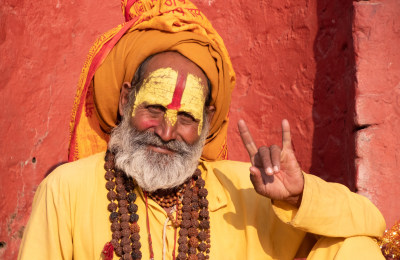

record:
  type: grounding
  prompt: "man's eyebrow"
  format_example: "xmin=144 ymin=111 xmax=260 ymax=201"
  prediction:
xmin=178 ymin=110 xmax=199 ymax=121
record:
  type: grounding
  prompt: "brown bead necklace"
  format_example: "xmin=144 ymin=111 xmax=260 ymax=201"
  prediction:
xmin=147 ymin=184 xmax=185 ymax=228
xmin=103 ymin=151 xmax=211 ymax=260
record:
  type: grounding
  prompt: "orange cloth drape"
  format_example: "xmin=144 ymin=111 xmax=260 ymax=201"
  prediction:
xmin=68 ymin=0 xmax=235 ymax=162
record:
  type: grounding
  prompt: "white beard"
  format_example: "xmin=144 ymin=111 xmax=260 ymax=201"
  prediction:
xmin=108 ymin=116 xmax=208 ymax=192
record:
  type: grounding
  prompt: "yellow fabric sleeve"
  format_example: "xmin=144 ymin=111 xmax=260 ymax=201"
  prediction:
xmin=18 ymin=172 xmax=73 ymax=260
xmin=272 ymin=172 xmax=386 ymax=238
xmin=307 ymin=236 xmax=385 ymax=259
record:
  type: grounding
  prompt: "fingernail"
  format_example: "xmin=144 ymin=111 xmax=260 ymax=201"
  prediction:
xmin=267 ymin=167 xmax=273 ymax=174
xmin=249 ymin=167 xmax=255 ymax=176
xmin=273 ymin=166 xmax=279 ymax=173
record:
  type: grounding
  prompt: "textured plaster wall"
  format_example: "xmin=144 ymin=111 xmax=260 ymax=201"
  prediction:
xmin=0 ymin=1 xmax=123 ymax=258
xmin=219 ymin=0 xmax=357 ymax=189
xmin=353 ymin=0 xmax=400 ymax=228
xmin=0 ymin=0 xmax=396 ymax=258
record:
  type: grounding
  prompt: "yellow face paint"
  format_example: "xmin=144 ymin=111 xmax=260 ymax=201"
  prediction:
xmin=132 ymin=67 xmax=206 ymax=134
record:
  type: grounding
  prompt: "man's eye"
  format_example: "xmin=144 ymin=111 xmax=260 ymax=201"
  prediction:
xmin=178 ymin=112 xmax=197 ymax=123
xmin=147 ymin=105 xmax=165 ymax=113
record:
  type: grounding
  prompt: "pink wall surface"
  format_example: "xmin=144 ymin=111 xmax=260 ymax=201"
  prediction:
xmin=353 ymin=0 xmax=400 ymax=229
xmin=1 ymin=1 xmax=123 ymax=257
xmin=0 ymin=0 xmax=398 ymax=258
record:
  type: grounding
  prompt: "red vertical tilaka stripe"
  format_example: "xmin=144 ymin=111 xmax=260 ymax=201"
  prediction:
xmin=167 ymin=72 xmax=187 ymax=110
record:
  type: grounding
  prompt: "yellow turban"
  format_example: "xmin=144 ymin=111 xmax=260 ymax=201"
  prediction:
xmin=68 ymin=0 xmax=235 ymax=162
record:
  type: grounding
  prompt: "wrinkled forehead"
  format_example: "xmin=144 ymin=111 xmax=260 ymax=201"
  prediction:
xmin=142 ymin=52 xmax=209 ymax=96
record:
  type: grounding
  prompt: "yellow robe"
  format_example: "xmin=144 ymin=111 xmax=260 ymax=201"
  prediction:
xmin=18 ymin=152 xmax=385 ymax=259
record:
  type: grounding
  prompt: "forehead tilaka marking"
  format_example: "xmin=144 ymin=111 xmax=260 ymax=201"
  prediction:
xmin=132 ymin=68 xmax=206 ymax=135
xmin=167 ymin=71 xmax=186 ymax=110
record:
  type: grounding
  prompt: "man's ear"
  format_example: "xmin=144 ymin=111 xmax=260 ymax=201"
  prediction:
xmin=205 ymin=105 xmax=216 ymax=124
xmin=119 ymin=82 xmax=133 ymax=117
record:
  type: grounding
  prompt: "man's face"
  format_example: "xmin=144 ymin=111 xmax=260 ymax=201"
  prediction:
xmin=110 ymin=52 xmax=211 ymax=191
xmin=130 ymin=52 xmax=209 ymax=155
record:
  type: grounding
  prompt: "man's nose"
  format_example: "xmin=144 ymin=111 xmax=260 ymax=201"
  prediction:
xmin=155 ymin=117 xmax=178 ymax=142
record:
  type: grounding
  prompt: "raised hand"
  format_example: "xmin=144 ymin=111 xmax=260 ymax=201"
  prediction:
xmin=238 ymin=119 xmax=304 ymax=207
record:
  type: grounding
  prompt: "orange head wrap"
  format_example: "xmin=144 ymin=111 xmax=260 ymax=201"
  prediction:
xmin=68 ymin=0 xmax=235 ymax=162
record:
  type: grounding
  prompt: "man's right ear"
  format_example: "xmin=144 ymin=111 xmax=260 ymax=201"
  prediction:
xmin=119 ymin=82 xmax=133 ymax=117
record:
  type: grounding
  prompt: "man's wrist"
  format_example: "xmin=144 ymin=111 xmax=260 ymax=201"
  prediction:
xmin=282 ymin=193 xmax=303 ymax=208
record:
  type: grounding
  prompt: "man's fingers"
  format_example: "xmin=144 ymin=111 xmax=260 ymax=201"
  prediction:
xmin=249 ymin=166 xmax=265 ymax=192
xmin=270 ymin=145 xmax=281 ymax=172
xmin=282 ymin=119 xmax=293 ymax=150
xmin=257 ymin=147 xmax=274 ymax=176
xmin=238 ymin=119 xmax=258 ymax=163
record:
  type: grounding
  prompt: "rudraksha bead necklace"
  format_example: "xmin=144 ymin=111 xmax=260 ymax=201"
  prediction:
xmin=148 ymin=185 xmax=185 ymax=228
xmin=104 ymin=150 xmax=211 ymax=260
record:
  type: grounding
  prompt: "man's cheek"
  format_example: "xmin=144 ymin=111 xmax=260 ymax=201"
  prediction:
xmin=135 ymin=118 xmax=160 ymax=129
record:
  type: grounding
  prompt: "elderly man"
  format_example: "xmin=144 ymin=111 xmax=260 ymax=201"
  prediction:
xmin=19 ymin=1 xmax=385 ymax=259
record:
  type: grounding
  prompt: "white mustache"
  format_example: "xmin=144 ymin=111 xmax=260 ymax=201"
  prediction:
xmin=130 ymin=130 xmax=191 ymax=155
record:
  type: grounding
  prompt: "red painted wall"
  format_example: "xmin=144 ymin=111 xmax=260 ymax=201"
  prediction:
xmin=353 ymin=0 xmax=400 ymax=228
xmin=1 ymin=0 xmax=398 ymax=258
xmin=0 ymin=1 xmax=123 ymax=258
xmin=223 ymin=0 xmax=357 ymax=191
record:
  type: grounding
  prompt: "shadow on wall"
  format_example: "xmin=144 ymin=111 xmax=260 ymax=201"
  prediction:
xmin=311 ymin=0 xmax=356 ymax=190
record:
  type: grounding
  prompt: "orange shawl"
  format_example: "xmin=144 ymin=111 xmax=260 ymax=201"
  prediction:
xmin=68 ymin=0 xmax=235 ymax=162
